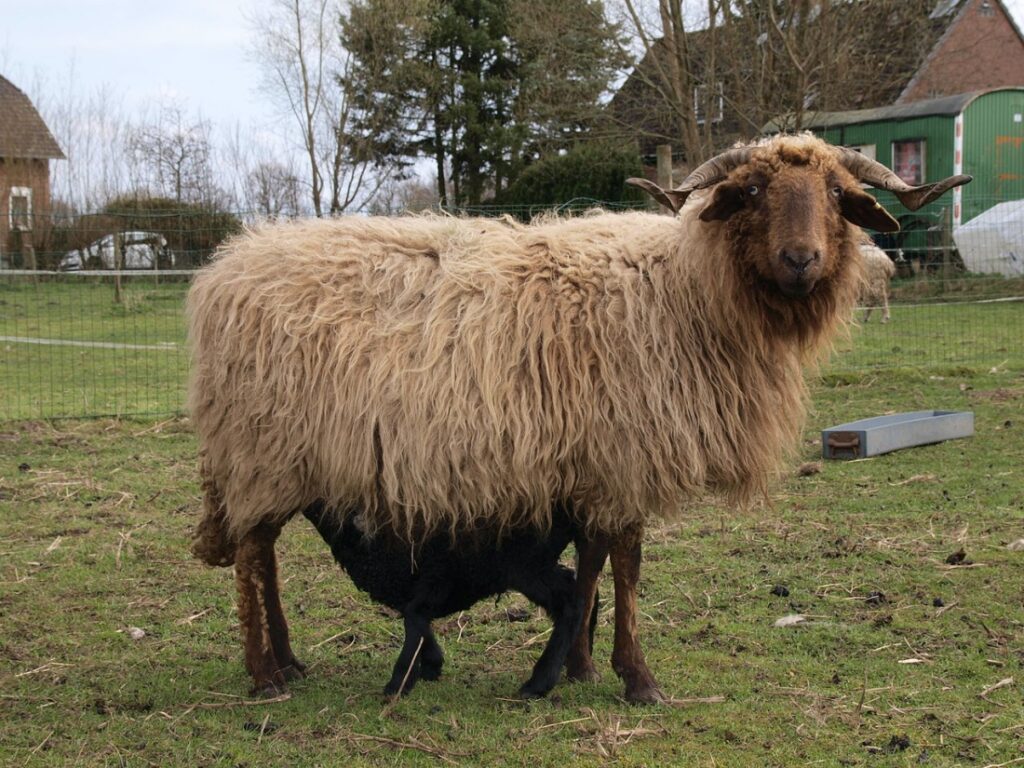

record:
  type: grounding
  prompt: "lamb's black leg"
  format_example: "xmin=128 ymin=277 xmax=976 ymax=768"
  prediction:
xmin=515 ymin=564 xmax=583 ymax=699
xmin=385 ymin=610 xmax=432 ymax=697
xmin=419 ymin=627 xmax=444 ymax=681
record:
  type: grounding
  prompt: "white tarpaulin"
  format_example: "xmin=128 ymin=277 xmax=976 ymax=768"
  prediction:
xmin=953 ymin=201 xmax=1024 ymax=277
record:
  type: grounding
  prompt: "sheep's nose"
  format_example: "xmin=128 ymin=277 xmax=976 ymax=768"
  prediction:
xmin=781 ymin=249 xmax=820 ymax=275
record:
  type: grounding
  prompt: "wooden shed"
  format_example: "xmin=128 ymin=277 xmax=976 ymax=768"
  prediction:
xmin=765 ymin=87 xmax=1024 ymax=227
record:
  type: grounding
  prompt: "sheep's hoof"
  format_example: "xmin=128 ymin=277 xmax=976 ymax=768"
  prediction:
xmin=566 ymin=663 xmax=601 ymax=684
xmin=250 ymin=679 xmax=288 ymax=698
xmin=624 ymin=681 xmax=667 ymax=705
xmin=280 ymin=659 xmax=307 ymax=681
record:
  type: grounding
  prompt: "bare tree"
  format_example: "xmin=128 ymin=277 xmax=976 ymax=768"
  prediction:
xmin=29 ymin=61 xmax=133 ymax=211
xmin=245 ymin=161 xmax=304 ymax=218
xmin=126 ymin=99 xmax=219 ymax=204
xmin=367 ymin=173 xmax=441 ymax=215
xmin=613 ymin=0 xmax=935 ymax=164
xmin=220 ymin=122 xmax=308 ymax=218
xmin=614 ymin=0 xmax=719 ymax=163
xmin=248 ymin=0 xmax=385 ymax=215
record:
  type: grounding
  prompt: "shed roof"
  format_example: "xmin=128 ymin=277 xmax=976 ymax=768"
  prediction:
xmin=0 ymin=75 xmax=65 ymax=160
xmin=762 ymin=87 xmax=1024 ymax=133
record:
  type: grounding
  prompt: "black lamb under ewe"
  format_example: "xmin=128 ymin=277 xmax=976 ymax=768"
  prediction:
xmin=303 ymin=503 xmax=589 ymax=699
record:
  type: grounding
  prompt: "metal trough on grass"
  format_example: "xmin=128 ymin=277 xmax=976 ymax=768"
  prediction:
xmin=822 ymin=410 xmax=974 ymax=460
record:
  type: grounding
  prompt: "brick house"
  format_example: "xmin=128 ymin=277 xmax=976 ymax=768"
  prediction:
xmin=899 ymin=0 xmax=1024 ymax=103
xmin=612 ymin=0 xmax=1024 ymax=164
xmin=0 ymin=75 xmax=64 ymax=268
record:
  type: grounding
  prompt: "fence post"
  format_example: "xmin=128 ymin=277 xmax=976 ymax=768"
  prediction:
xmin=24 ymin=242 xmax=38 ymax=286
xmin=113 ymin=232 xmax=123 ymax=304
xmin=152 ymin=235 xmax=160 ymax=286
xmin=656 ymin=144 xmax=673 ymax=215
xmin=941 ymin=206 xmax=954 ymax=283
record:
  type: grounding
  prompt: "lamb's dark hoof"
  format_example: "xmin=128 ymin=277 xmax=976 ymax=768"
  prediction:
xmin=517 ymin=679 xmax=554 ymax=700
xmin=419 ymin=662 xmax=443 ymax=682
xmin=383 ymin=678 xmax=417 ymax=698
xmin=517 ymin=686 xmax=546 ymax=700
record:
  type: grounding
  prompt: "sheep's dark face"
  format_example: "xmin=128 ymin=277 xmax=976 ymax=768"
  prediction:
xmin=698 ymin=153 xmax=898 ymax=300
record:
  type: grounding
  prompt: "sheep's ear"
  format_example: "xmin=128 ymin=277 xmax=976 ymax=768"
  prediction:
xmin=840 ymin=186 xmax=900 ymax=233
xmin=698 ymin=182 xmax=745 ymax=222
xmin=625 ymin=178 xmax=689 ymax=213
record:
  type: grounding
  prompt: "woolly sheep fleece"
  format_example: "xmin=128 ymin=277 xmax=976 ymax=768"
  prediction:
xmin=188 ymin=134 xmax=863 ymax=555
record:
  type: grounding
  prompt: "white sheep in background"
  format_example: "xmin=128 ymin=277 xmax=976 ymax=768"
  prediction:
xmin=859 ymin=240 xmax=898 ymax=323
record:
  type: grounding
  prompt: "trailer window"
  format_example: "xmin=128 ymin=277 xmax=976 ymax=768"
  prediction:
xmin=892 ymin=140 xmax=925 ymax=185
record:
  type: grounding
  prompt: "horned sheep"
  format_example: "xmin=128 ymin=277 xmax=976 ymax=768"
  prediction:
xmin=187 ymin=134 xmax=969 ymax=702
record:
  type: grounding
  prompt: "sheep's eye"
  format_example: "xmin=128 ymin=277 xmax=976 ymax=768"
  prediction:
xmin=746 ymin=185 xmax=760 ymax=197
xmin=831 ymin=185 xmax=843 ymax=198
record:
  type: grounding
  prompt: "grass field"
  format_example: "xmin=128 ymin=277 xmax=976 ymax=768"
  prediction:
xmin=2 ymin=367 xmax=1023 ymax=762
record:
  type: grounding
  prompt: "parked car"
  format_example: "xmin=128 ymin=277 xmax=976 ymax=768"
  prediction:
xmin=59 ymin=231 xmax=175 ymax=271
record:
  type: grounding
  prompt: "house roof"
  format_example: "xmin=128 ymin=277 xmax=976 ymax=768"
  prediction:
xmin=897 ymin=0 xmax=1024 ymax=103
xmin=762 ymin=88 xmax=1024 ymax=132
xmin=0 ymin=75 xmax=65 ymax=160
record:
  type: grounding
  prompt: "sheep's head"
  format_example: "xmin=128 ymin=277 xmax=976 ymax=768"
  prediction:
xmin=628 ymin=136 xmax=971 ymax=300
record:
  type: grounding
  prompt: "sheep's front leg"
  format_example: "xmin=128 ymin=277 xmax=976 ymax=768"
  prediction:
xmin=881 ymin=291 xmax=891 ymax=323
xmin=609 ymin=525 xmax=665 ymax=704
xmin=566 ymin=534 xmax=608 ymax=683
xmin=235 ymin=523 xmax=305 ymax=696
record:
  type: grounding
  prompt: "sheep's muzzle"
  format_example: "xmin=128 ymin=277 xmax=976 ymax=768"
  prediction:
xmin=776 ymin=247 xmax=823 ymax=297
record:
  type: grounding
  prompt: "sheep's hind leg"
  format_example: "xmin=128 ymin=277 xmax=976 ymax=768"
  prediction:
xmin=235 ymin=522 xmax=304 ymax=696
xmin=566 ymin=534 xmax=608 ymax=684
xmin=515 ymin=564 xmax=583 ymax=699
xmin=609 ymin=526 xmax=665 ymax=705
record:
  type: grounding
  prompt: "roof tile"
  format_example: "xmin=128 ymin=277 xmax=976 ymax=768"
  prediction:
xmin=0 ymin=75 xmax=65 ymax=160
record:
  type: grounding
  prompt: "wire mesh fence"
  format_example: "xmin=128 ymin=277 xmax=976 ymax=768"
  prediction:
xmin=1 ymin=204 xmax=1022 ymax=421
xmin=1 ymin=272 xmax=190 ymax=420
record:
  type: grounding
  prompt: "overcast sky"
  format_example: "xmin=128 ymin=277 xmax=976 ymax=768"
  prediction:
xmin=3 ymin=0 xmax=1024 ymax=140
xmin=1 ymin=0 xmax=274 ymax=133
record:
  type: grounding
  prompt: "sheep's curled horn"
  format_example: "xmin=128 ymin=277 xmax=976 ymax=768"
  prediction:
xmin=626 ymin=144 xmax=972 ymax=219
xmin=831 ymin=147 xmax=972 ymax=212
xmin=625 ymin=147 xmax=752 ymax=214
